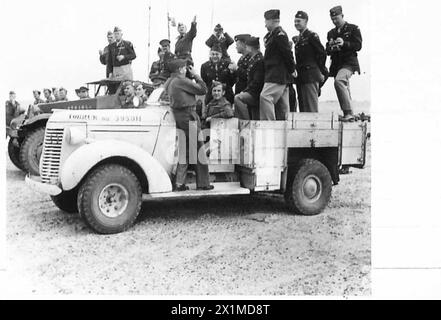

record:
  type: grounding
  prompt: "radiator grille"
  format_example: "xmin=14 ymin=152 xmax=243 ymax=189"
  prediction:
xmin=40 ymin=128 xmax=64 ymax=185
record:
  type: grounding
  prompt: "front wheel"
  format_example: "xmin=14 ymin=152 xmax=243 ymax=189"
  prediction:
xmin=19 ymin=127 xmax=45 ymax=176
xmin=77 ymin=164 xmax=142 ymax=234
xmin=8 ymin=138 xmax=25 ymax=171
xmin=284 ymin=159 xmax=332 ymax=216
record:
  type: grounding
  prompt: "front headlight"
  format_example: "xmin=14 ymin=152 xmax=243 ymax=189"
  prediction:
xmin=65 ymin=127 xmax=87 ymax=145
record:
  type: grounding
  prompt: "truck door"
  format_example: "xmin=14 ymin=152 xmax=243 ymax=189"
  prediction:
xmin=339 ymin=121 xmax=368 ymax=168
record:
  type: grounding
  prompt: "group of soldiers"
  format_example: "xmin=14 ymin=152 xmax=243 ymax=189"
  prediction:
xmin=150 ymin=5 xmax=363 ymax=191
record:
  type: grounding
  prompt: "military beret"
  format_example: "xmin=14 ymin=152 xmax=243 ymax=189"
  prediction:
xmin=210 ymin=43 xmax=223 ymax=53
xmin=113 ymin=26 xmax=122 ymax=32
xmin=295 ymin=10 xmax=308 ymax=20
xmin=33 ymin=90 xmax=41 ymax=95
xmin=245 ymin=36 xmax=260 ymax=48
xmin=234 ymin=34 xmax=251 ymax=42
xmin=214 ymin=24 xmax=223 ymax=31
xmin=264 ymin=9 xmax=280 ymax=20
xmin=159 ymin=39 xmax=171 ymax=46
xmin=107 ymin=30 xmax=113 ymax=36
xmin=167 ymin=59 xmax=186 ymax=72
xmin=330 ymin=5 xmax=343 ymax=17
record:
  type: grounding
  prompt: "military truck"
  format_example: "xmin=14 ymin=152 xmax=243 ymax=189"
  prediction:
xmin=7 ymin=79 xmax=154 ymax=176
xmin=26 ymin=88 xmax=368 ymax=234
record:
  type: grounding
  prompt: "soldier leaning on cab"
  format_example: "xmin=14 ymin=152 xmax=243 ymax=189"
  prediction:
xmin=164 ymin=59 xmax=214 ymax=192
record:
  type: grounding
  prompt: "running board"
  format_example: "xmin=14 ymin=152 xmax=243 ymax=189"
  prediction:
xmin=142 ymin=182 xmax=250 ymax=200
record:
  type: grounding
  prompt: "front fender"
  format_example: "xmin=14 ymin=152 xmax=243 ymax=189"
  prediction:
xmin=23 ymin=114 xmax=51 ymax=127
xmin=60 ymin=140 xmax=172 ymax=193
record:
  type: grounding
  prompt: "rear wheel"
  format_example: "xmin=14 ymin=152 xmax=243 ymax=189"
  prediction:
xmin=19 ymin=127 xmax=45 ymax=176
xmin=284 ymin=158 xmax=332 ymax=216
xmin=51 ymin=189 xmax=79 ymax=214
xmin=8 ymin=138 xmax=25 ymax=171
xmin=77 ymin=164 xmax=142 ymax=234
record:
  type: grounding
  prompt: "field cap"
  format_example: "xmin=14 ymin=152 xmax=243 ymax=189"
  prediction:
xmin=9 ymin=90 xmax=15 ymax=95
xmin=234 ymin=34 xmax=251 ymax=42
xmin=245 ymin=36 xmax=260 ymax=48
xmin=264 ymin=9 xmax=280 ymax=20
xmin=330 ymin=6 xmax=343 ymax=17
xmin=295 ymin=11 xmax=308 ymax=20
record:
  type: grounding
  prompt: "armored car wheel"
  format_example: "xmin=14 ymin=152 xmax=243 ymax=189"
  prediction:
xmin=77 ymin=164 xmax=142 ymax=234
xmin=51 ymin=189 xmax=79 ymax=214
xmin=8 ymin=138 xmax=25 ymax=171
xmin=284 ymin=158 xmax=332 ymax=216
xmin=19 ymin=127 xmax=45 ymax=176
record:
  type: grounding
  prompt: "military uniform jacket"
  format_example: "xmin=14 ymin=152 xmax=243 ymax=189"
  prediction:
xmin=200 ymin=59 xmax=237 ymax=103
xmin=263 ymin=26 xmax=296 ymax=84
xmin=295 ymin=29 xmax=327 ymax=84
xmin=175 ymin=22 xmax=197 ymax=60
xmin=203 ymin=97 xmax=234 ymax=119
xmin=5 ymin=100 xmax=21 ymax=126
xmin=149 ymin=60 xmax=161 ymax=82
xmin=205 ymin=33 xmax=234 ymax=59
xmin=326 ymin=22 xmax=362 ymax=77
xmin=244 ymin=52 xmax=265 ymax=99
xmin=107 ymin=40 xmax=137 ymax=69
xmin=235 ymin=53 xmax=252 ymax=94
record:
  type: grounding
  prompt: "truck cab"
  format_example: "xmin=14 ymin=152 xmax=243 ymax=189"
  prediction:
xmin=26 ymin=88 xmax=368 ymax=234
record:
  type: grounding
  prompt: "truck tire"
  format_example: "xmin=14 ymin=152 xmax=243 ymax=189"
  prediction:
xmin=8 ymin=138 xmax=25 ymax=171
xmin=77 ymin=164 xmax=142 ymax=234
xmin=284 ymin=158 xmax=332 ymax=216
xmin=51 ymin=189 xmax=79 ymax=214
xmin=19 ymin=127 xmax=45 ymax=176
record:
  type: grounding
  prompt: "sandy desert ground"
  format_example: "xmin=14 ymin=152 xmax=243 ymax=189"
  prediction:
xmin=4 ymin=101 xmax=371 ymax=296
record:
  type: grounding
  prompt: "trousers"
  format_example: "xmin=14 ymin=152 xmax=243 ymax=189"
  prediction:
xmin=297 ymin=82 xmax=320 ymax=112
xmin=112 ymin=64 xmax=133 ymax=81
xmin=334 ymin=68 xmax=354 ymax=113
xmin=259 ymin=82 xmax=289 ymax=120
xmin=173 ymin=108 xmax=210 ymax=188
xmin=234 ymin=92 xmax=259 ymax=120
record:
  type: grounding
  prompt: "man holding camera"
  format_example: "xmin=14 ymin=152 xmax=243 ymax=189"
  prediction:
xmin=326 ymin=6 xmax=362 ymax=122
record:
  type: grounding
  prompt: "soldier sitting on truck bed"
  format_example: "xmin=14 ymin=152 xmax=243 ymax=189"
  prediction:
xmin=201 ymin=81 xmax=234 ymax=129
xmin=121 ymin=81 xmax=141 ymax=108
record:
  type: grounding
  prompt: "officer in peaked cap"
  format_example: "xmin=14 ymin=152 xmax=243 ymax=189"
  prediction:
xmin=158 ymin=39 xmax=176 ymax=83
xmin=326 ymin=5 xmax=362 ymax=121
xmin=233 ymin=34 xmax=252 ymax=95
xmin=293 ymin=10 xmax=327 ymax=113
xmin=107 ymin=26 xmax=137 ymax=80
xmin=259 ymin=9 xmax=295 ymax=120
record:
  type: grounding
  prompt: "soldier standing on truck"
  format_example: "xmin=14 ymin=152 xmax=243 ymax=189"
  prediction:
xmin=259 ymin=9 xmax=296 ymax=121
xmin=326 ymin=6 xmax=362 ymax=122
xmin=232 ymin=34 xmax=251 ymax=95
xmin=293 ymin=11 xmax=327 ymax=112
xmin=107 ymin=26 xmax=137 ymax=81
xmin=175 ymin=16 xmax=197 ymax=65
xmin=99 ymin=30 xmax=116 ymax=78
xmin=164 ymin=59 xmax=214 ymax=192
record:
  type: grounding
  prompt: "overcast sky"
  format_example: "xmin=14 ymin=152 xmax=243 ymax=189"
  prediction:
xmin=2 ymin=0 xmax=370 ymax=103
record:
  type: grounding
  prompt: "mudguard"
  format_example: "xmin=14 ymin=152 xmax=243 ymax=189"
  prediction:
xmin=60 ymin=140 xmax=173 ymax=193
xmin=22 ymin=114 xmax=51 ymax=127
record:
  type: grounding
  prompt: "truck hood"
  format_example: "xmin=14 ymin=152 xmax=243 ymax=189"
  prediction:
xmin=48 ymin=106 xmax=172 ymax=126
